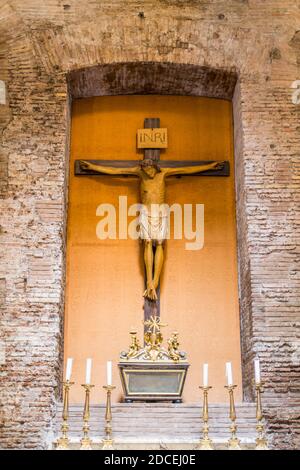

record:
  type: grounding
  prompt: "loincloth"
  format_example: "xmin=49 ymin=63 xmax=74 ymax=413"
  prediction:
xmin=139 ymin=209 xmax=168 ymax=243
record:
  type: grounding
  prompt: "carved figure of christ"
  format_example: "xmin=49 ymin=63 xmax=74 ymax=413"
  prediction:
xmin=80 ymin=158 xmax=224 ymax=300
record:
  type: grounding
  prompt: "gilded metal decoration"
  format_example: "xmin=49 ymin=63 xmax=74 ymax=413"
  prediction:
xmin=102 ymin=385 xmax=116 ymax=450
xmin=56 ymin=381 xmax=74 ymax=450
xmin=225 ymin=385 xmax=241 ymax=450
xmin=80 ymin=384 xmax=94 ymax=450
xmin=120 ymin=316 xmax=186 ymax=363
xmin=255 ymin=383 xmax=268 ymax=450
xmin=119 ymin=317 xmax=189 ymax=402
xmin=198 ymin=386 xmax=214 ymax=450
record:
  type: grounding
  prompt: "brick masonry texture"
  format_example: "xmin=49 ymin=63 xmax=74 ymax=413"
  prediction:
xmin=0 ymin=0 xmax=299 ymax=449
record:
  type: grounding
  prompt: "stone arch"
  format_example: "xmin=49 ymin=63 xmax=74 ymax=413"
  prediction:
xmin=66 ymin=61 xmax=253 ymax=400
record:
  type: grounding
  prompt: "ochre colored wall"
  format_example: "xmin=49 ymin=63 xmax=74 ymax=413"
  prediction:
xmin=65 ymin=95 xmax=242 ymax=403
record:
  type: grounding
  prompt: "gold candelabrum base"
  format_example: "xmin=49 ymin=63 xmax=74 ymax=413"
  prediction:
xmin=225 ymin=385 xmax=241 ymax=450
xmin=102 ymin=385 xmax=116 ymax=450
xmin=80 ymin=384 xmax=95 ymax=450
xmin=56 ymin=381 xmax=75 ymax=450
xmin=255 ymin=383 xmax=268 ymax=450
xmin=198 ymin=386 xmax=214 ymax=450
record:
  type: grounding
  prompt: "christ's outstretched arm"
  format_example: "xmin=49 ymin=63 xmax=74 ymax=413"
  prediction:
xmin=164 ymin=161 xmax=224 ymax=177
xmin=80 ymin=160 xmax=140 ymax=176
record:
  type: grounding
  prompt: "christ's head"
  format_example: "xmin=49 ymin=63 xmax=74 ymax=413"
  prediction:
xmin=140 ymin=159 xmax=161 ymax=178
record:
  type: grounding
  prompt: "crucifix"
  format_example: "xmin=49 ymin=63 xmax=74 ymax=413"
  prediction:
xmin=75 ymin=118 xmax=229 ymax=330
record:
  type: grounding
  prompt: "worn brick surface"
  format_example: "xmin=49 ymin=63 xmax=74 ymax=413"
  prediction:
xmin=0 ymin=0 xmax=299 ymax=449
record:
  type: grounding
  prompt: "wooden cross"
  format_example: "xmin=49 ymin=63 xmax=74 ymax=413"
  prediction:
xmin=75 ymin=118 xmax=230 ymax=331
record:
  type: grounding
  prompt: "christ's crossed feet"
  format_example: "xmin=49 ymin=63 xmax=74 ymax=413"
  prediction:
xmin=143 ymin=282 xmax=158 ymax=301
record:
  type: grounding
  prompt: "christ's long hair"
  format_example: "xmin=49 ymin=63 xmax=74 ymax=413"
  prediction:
xmin=140 ymin=159 xmax=161 ymax=172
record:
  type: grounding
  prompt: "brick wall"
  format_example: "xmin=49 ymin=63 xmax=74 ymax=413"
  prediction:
xmin=0 ymin=0 xmax=299 ymax=449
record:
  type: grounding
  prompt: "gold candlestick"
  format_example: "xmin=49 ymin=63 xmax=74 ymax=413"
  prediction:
xmin=198 ymin=386 xmax=214 ymax=450
xmin=102 ymin=385 xmax=116 ymax=450
xmin=80 ymin=384 xmax=94 ymax=450
xmin=255 ymin=383 xmax=268 ymax=450
xmin=56 ymin=380 xmax=74 ymax=450
xmin=225 ymin=385 xmax=241 ymax=450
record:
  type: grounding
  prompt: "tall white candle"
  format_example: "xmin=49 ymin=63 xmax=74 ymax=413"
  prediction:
xmin=65 ymin=358 xmax=73 ymax=381
xmin=226 ymin=362 xmax=233 ymax=386
xmin=203 ymin=363 xmax=208 ymax=387
xmin=254 ymin=359 xmax=261 ymax=384
xmin=107 ymin=361 xmax=112 ymax=386
xmin=85 ymin=358 xmax=92 ymax=385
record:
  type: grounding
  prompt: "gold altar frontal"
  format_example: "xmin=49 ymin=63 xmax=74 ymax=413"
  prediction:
xmin=118 ymin=317 xmax=189 ymax=403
